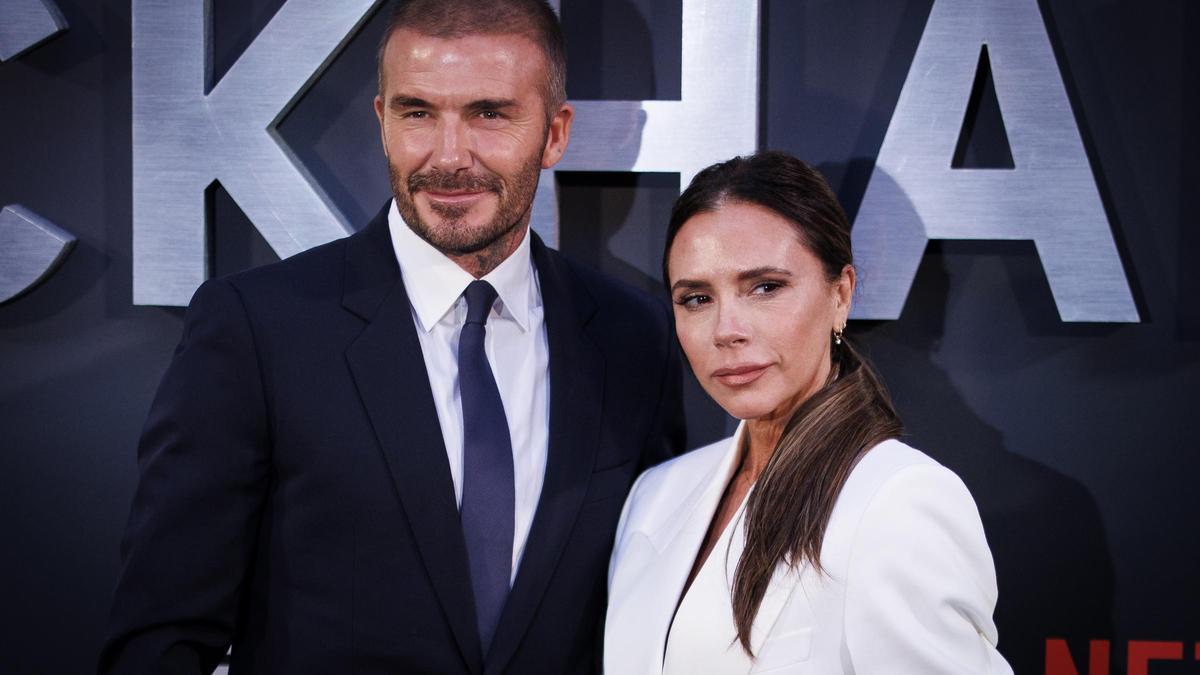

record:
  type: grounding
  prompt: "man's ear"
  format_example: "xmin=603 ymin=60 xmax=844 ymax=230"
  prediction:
xmin=541 ymin=103 xmax=574 ymax=169
xmin=374 ymin=95 xmax=388 ymax=152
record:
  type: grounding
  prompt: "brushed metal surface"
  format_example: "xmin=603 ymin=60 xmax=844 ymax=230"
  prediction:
xmin=132 ymin=0 xmax=382 ymax=306
xmin=0 ymin=0 xmax=65 ymax=60
xmin=132 ymin=0 xmax=755 ymax=304
xmin=532 ymin=0 xmax=761 ymax=248
xmin=0 ymin=0 xmax=66 ymax=61
xmin=851 ymin=0 xmax=1138 ymax=322
xmin=0 ymin=204 xmax=75 ymax=303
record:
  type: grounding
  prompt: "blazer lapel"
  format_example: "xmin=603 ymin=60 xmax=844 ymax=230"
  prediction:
xmin=343 ymin=207 xmax=482 ymax=672
xmin=608 ymin=425 xmax=746 ymax=673
xmin=485 ymin=236 xmax=605 ymax=673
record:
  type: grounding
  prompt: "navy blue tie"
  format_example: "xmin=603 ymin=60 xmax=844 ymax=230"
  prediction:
xmin=458 ymin=280 xmax=514 ymax=655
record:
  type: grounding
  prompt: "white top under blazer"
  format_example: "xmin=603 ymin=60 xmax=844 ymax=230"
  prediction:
xmin=605 ymin=423 xmax=1014 ymax=674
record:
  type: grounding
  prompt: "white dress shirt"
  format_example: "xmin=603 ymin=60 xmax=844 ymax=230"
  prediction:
xmin=388 ymin=201 xmax=550 ymax=584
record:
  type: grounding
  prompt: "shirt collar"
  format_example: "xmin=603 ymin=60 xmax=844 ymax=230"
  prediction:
xmin=387 ymin=200 xmax=535 ymax=333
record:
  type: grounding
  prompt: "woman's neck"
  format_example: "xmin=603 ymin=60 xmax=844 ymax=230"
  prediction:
xmin=741 ymin=360 xmax=835 ymax=481
xmin=742 ymin=417 xmax=786 ymax=482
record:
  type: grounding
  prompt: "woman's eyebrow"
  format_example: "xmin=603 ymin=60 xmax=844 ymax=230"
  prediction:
xmin=737 ymin=266 xmax=793 ymax=281
xmin=670 ymin=278 xmax=710 ymax=293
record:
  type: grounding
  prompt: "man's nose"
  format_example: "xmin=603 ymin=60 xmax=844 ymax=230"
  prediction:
xmin=432 ymin=117 xmax=473 ymax=173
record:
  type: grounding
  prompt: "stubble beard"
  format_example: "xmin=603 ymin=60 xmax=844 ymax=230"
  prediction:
xmin=389 ymin=153 xmax=543 ymax=262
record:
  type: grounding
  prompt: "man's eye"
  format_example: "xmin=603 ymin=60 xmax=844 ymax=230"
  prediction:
xmin=480 ymin=110 xmax=501 ymax=120
xmin=403 ymin=111 xmax=428 ymax=119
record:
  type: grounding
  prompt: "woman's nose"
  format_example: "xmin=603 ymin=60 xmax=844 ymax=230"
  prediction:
xmin=712 ymin=304 xmax=750 ymax=348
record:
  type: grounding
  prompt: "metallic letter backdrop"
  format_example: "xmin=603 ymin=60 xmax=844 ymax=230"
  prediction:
xmin=128 ymin=0 xmax=1134 ymax=324
xmin=131 ymin=0 xmax=381 ymax=305
xmin=0 ymin=205 xmax=75 ymax=304
xmin=0 ymin=0 xmax=66 ymax=61
xmin=131 ymin=0 xmax=758 ymax=305
xmin=852 ymin=0 xmax=1138 ymax=322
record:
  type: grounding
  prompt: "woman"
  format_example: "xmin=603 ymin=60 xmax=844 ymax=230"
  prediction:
xmin=605 ymin=152 xmax=1012 ymax=674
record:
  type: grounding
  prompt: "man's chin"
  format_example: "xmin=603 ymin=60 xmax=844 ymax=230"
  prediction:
xmin=416 ymin=219 xmax=511 ymax=256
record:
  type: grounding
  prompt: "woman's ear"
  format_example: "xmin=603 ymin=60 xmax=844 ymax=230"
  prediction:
xmin=833 ymin=264 xmax=856 ymax=327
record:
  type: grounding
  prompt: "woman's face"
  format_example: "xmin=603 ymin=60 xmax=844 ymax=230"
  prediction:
xmin=668 ymin=200 xmax=854 ymax=423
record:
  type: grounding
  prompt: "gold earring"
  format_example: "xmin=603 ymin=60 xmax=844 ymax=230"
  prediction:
xmin=833 ymin=326 xmax=844 ymax=345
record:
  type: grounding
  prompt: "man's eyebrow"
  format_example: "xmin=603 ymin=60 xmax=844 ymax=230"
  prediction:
xmin=388 ymin=95 xmax=432 ymax=110
xmin=465 ymin=98 xmax=519 ymax=112
xmin=736 ymin=266 xmax=792 ymax=282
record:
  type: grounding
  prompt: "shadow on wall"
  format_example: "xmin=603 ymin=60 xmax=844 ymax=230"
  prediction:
xmin=834 ymin=164 xmax=1117 ymax=675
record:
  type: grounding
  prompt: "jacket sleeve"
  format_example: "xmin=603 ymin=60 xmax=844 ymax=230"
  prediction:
xmin=99 ymin=278 xmax=272 ymax=675
xmin=640 ymin=301 xmax=687 ymax=470
xmin=842 ymin=464 xmax=1014 ymax=675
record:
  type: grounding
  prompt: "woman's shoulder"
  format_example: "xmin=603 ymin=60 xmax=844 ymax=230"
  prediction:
xmin=619 ymin=434 xmax=735 ymax=530
xmin=834 ymin=441 xmax=1007 ymax=673
xmin=636 ymin=434 xmax=732 ymax=493
xmin=823 ymin=439 xmax=982 ymax=566
xmin=842 ymin=438 xmax=968 ymax=505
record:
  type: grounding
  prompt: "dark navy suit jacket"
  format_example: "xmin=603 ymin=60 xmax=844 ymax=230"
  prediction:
xmin=100 ymin=206 xmax=685 ymax=674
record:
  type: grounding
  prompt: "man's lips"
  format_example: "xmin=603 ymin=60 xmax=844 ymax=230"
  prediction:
xmin=711 ymin=363 xmax=771 ymax=386
xmin=421 ymin=190 xmax=490 ymax=205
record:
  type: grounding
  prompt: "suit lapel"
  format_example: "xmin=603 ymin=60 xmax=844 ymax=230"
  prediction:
xmin=485 ymin=236 xmax=605 ymax=673
xmin=642 ymin=426 xmax=744 ymax=663
xmin=604 ymin=429 xmax=744 ymax=674
xmin=343 ymin=207 xmax=482 ymax=672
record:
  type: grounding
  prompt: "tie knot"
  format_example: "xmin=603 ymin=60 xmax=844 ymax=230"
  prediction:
xmin=463 ymin=280 xmax=498 ymax=326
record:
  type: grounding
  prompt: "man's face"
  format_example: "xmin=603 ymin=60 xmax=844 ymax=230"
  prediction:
xmin=374 ymin=29 xmax=573 ymax=257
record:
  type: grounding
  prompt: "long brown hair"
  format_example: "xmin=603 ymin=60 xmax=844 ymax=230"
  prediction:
xmin=664 ymin=151 xmax=903 ymax=655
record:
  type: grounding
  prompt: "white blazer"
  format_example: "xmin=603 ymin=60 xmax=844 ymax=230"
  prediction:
xmin=605 ymin=424 xmax=1013 ymax=674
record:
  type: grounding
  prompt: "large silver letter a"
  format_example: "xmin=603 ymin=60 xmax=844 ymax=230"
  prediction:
xmin=132 ymin=0 xmax=380 ymax=306
xmin=851 ymin=0 xmax=1137 ymax=322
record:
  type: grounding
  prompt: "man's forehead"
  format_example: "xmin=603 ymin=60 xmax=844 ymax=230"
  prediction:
xmin=384 ymin=29 xmax=543 ymax=72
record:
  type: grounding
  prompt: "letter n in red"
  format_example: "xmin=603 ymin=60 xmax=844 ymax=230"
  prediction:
xmin=1046 ymin=639 xmax=1111 ymax=675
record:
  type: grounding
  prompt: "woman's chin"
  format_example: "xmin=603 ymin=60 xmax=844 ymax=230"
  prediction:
xmin=712 ymin=396 xmax=779 ymax=423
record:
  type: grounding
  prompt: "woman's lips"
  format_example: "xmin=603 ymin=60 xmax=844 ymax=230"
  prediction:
xmin=712 ymin=363 xmax=770 ymax=386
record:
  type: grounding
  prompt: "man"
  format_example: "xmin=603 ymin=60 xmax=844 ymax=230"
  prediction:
xmin=99 ymin=1 xmax=685 ymax=673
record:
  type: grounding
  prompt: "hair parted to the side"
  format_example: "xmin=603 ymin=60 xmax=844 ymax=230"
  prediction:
xmin=376 ymin=0 xmax=567 ymax=118
xmin=664 ymin=150 xmax=904 ymax=657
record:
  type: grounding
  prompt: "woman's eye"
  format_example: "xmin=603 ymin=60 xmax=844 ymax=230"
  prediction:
xmin=752 ymin=281 xmax=783 ymax=295
xmin=676 ymin=294 xmax=710 ymax=309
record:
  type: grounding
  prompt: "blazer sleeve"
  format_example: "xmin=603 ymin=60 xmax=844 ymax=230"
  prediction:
xmin=99 ymin=278 xmax=272 ymax=675
xmin=842 ymin=464 xmax=1014 ymax=675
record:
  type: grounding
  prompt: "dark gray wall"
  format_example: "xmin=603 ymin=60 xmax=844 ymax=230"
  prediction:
xmin=0 ymin=1 xmax=1195 ymax=673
